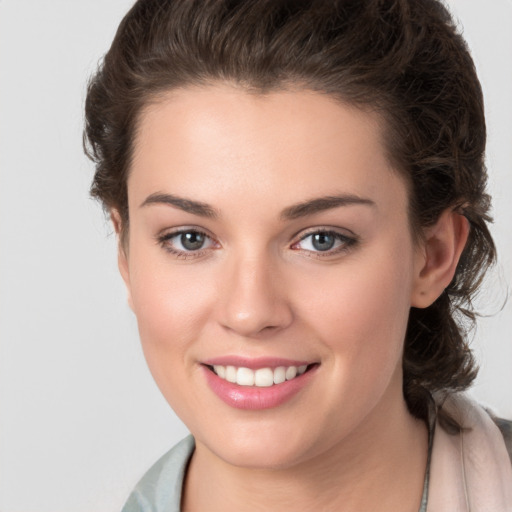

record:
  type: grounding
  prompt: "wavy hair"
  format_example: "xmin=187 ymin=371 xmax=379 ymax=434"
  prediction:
xmin=84 ymin=0 xmax=496 ymax=420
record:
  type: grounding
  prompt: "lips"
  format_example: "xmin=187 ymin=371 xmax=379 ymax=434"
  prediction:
xmin=201 ymin=357 xmax=318 ymax=410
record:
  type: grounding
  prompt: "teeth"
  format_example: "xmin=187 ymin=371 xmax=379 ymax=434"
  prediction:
xmin=255 ymin=368 xmax=274 ymax=387
xmin=213 ymin=365 xmax=226 ymax=379
xmin=225 ymin=365 xmax=237 ymax=383
xmin=212 ymin=364 xmax=310 ymax=387
xmin=285 ymin=366 xmax=297 ymax=380
xmin=273 ymin=366 xmax=286 ymax=384
xmin=237 ymin=367 xmax=255 ymax=386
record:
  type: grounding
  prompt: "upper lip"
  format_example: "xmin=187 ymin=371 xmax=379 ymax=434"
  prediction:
xmin=202 ymin=356 xmax=315 ymax=370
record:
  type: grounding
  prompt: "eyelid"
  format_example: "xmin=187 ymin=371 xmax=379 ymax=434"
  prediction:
xmin=292 ymin=225 xmax=357 ymax=241
xmin=156 ymin=226 xmax=219 ymax=259
xmin=290 ymin=226 xmax=359 ymax=256
xmin=155 ymin=225 xmax=358 ymax=259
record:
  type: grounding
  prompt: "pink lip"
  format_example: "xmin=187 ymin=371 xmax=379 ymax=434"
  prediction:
xmin=201 ymin=362 xmax=318 ymax=410
xmin=202 ymin=356 xmax=311 ymax=370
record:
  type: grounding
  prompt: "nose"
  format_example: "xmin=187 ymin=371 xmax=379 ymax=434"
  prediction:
xmin=217 ymin=254 xmax=293 ymax=338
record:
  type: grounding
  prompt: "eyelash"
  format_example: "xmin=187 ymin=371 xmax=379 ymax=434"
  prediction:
xmin=156 ymin=228 xmax=358 ymax=260
xmin=156 ymin=228 xmax=217 ymax=260
xmin=292 ymin=229 xmax=358 ymax=258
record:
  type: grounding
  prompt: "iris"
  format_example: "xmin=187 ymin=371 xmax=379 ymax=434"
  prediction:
xmin=312 ymin=232 xmax=336 ymax=251
xmin=181 ymin=232 xmax=205 ymax=251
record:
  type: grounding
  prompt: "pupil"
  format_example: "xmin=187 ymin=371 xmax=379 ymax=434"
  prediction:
xmin=312 ymin=233 xmax=335 ymax=251
xmin=181 ymin=232 xmax=205 ymax=250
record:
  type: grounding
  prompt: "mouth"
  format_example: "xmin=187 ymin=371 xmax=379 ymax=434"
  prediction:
xmin=201 ymin=359 xmax=319 ymax=410
xmin=205 ymin=363 xmax=313 ymax=387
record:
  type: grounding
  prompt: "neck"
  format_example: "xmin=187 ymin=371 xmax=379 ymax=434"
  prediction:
xmin=182 ymin=378 xmax=428 ymax=512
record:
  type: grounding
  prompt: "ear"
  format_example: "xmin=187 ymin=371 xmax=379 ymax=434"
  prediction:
xmin=111 ymin=209 xmax=134 ymax=311
xmin=411 ymin=209 xmax=469 ymax=308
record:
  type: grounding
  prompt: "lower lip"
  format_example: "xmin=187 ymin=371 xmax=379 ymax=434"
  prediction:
xmin=202 ymin=365 xmax=317 ymax=410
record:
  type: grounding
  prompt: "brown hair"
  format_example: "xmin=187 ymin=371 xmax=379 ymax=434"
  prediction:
xmin=84 ymin=0 xmax=496 ymax=420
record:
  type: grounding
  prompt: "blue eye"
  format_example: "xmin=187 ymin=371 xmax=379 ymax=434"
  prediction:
xmin=158 ymin=229 xmax=215 ymax=256
xmin=310 ymin=232 xmax=336 ymax=251
xmin=294 ymin=230 xmax=356 ymax=255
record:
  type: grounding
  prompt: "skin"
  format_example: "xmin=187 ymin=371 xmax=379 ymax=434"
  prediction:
xmin=115 ymin=84 xmax=469 ymax=511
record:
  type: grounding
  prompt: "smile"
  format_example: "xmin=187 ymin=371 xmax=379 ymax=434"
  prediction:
xmin=202 ymin=360 xmax=318 ymax=410
xmin=211 ymin=364 xmax=308 ymax=387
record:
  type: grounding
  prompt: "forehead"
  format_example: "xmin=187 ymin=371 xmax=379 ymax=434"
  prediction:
xmin=130 ymin=85 xmax=407 ymax=218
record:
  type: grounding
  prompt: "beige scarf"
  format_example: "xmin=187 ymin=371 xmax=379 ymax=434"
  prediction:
xmin=428 ymin=393 xmax=512 ymax=511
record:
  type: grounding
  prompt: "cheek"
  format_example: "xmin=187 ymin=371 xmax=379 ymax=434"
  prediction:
xmin=127 ymin=248 xmax=217 ymax=382
xmin=296 ymin=247 xmax=414 ymax=379
xmin=129 ymin=265 xmax=219 ymax=427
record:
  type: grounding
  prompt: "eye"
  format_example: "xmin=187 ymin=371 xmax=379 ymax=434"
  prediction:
xmin=157 ymin=228 xmax=217 ymax=257
xmin=292 ymin=229 xmax=357 ymax=256
xmin=177 ymin=231 xmax=208 ymax=251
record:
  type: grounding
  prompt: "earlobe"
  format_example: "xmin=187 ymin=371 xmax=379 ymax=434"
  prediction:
xmin=411 ymin=209 xmax=469 ymax=308
xmin=110 ymin=209 xmax=134 ymax=311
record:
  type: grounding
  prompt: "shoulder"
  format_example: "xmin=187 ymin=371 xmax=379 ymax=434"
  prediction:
xmin=121 ymin=435 xmax=195 ymax=512
xmin=489 ymin=414 xmax=512 ymax=465
xmin=436 ymin=392 xmax=512 ymax=469
xmin=428 ymin=393 xmax=512 ymax=510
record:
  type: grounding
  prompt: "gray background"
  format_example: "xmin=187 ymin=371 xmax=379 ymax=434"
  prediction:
xmin=0 ymin=1 xmax=510 ymax=510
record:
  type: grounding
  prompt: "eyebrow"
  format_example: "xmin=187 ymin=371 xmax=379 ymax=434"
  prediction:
xmin=140 ymin=192 xmax=375 ymax=220
xmin=140 ymin=193 xmax=219 ymax=218
xmin=280 ymin=195 xmax=376 ymax=220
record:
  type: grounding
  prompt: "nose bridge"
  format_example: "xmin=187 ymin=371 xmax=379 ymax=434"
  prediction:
xmin=218 ymin=247 xmax=292 ymax=337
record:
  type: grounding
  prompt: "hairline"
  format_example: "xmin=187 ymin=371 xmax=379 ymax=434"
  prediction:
xmin=117 ymin=79 xmax=422 ymax=248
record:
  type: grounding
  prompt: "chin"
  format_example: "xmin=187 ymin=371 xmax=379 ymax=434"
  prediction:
xmin=196 ymin=417 xmax=322 ymax=470
xmin=217 ymin=442 xmax=307 ymax=470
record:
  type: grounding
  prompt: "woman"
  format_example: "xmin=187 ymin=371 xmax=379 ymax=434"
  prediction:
xmin=84 ymin=0 xmax=512 ymax=510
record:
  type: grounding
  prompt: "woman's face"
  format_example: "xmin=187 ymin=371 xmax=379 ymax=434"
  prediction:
xmin=120 ymin=85 xmax=425 ymax=469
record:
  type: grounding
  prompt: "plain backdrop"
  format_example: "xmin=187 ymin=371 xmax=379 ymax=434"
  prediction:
xmin=0 ymin=1 xmax=511 ymax=511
